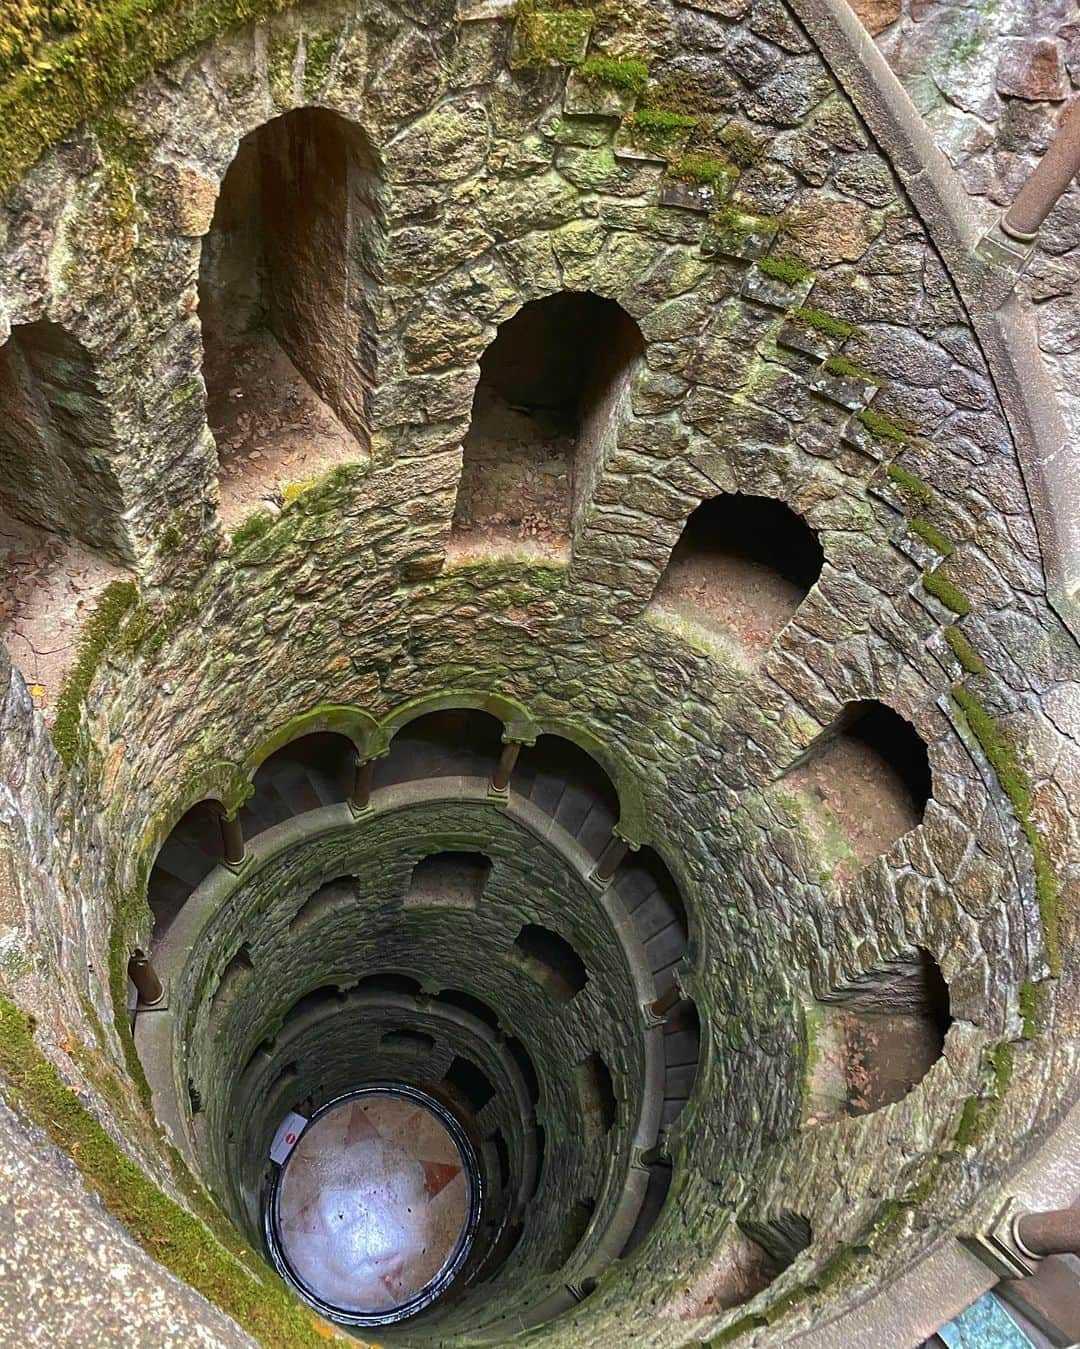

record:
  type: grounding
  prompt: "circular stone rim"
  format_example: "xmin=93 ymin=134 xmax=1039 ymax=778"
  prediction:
xmin=264 ymin=1082 xmax=482 ymax=1326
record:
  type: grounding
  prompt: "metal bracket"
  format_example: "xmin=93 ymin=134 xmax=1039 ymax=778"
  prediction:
xmin=963 ymin=1198 xmax=1043 ymax=1279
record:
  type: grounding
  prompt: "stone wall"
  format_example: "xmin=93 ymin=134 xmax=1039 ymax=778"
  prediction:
xmin=0 ymin=0 xmax=1076 ymax=1344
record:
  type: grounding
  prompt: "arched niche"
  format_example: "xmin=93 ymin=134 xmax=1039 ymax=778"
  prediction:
xmin=198 ymin=108 xmax=380 ymax=522
xmin=803 ymin=949 xmax=952 ymax=1122
xmin=0 ymin=321 xmax=130 ymax=559
xmin=451 ymin=291 xmax=644 ymax=560
xmin=781 ymin=699 xmax=933 ymax=880
xmin=649 ymin=492 xmax=823 ymax=666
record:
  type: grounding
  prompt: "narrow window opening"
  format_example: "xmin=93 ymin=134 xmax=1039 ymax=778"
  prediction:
xmin=491 ymin=1130 xmax=511 ymax=1191
xmin=576 ymin=1052 xmax=617 ymax=1137
xmin=290 ymin=877 xmax=354 ymax=932
xmin=805 ymin=949 xmax=952 ymax=1121
xmin=239 ymin=732 xmax=354 ymax=835
xmin=351 ymin=972 xmax=422 ymax=999
xmin=662 ymin=999 xmax=701 ymax=1127
xmin=508 ymin=924 xmax=588 ymax=1003
xmin=434 ymin=988 xmax=501 ymax=1031
xmin=529 ymin=1125 xmax=546 ymax=1200
xmin=148 ymin=800 xmax=225 ymax=947
xmin=650 ymin=492 xmax=823 ymax=665
xmin=380 ymin=1029 xmax=435 ymax=1055
xmin=548 ymin=1197 xmax=595 ymax=1273
xmin=374 ymin=708 xmax=505 ymax=788
xmin=283 ymin=985 xmax=346 ymax=1030
xmin=407 ymin=852 xmax=492 ymax=909
xmin=199 ymin=108 xmax=379 ymax=528
xmin=444 ymin=1056 xmax=496 ymax=1115
xmin=269 ymin=1061 xmax=298 ymax=1095
xmin=450 ymin=291 xmax=643 ymax=562
xmin=505 ymin=1035 xmax=540 ymax=1109
xmin=738 ymin=1212 xmax=813 ymax=1277
xmin=211 ymin=943 xmax=254 ymax=1019
xmin=188 ymin=1079 xmax=204 ymax=1115
xmin=783 ymin=700 xmax=932 ymax=880
xmin=620 ymin=1159 xmax=674 ymax=1258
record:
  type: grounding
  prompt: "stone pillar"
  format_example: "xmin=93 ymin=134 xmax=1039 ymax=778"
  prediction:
xmin=491 ymin=741 xmax=522 ymax=792
xmin=349 ymin=757 xmax=375 ymax=814
xmin=220 ymin=812 xmax=245 ymax=868
xmin=128 ymin=949 xmax=164 ymax=1007
xmin=592 ymin=835 xmax=629 ymax=883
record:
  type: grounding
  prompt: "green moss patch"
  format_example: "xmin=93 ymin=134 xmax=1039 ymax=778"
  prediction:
xmin=909 ymin=517 xmax=955 ymax=559
xmin=822 ymin=352 xmax=874 ymax=382
xmin=668 ymin=153 xmax=737 ymax=190
xmin=886 ymin=461 xmax=932 ymax=505
xmin=951 ymin=686 xmax=1061 ymax=976
xmin=859 ymin=406 xmax=912 ymax=444
xmin=716 ymin=119 xmax=766 ymax=167
xmin=0 ymin=995 xmax=338 ymax=1346
xmin=577 ymin=54 xmax=648 ymax=93
xmin=943 ymin=626 xmax=987 ymax=677
xmin=788 ymin=307 xmax=855 ymax=341
xmin=512 ymin=5 xmax=595 ymax=68
xmin=0 ymin=1 xmax=302 ymax=197
xmin=922 ymin=568 xmax=971 ymax=616
xmin=1018 ymin=978 xmax=1044 ymax=1039
xmin=52 ymin=580 xmax=138 ymax=767
xmin=758 ymin=254 xmax=814 ymax=286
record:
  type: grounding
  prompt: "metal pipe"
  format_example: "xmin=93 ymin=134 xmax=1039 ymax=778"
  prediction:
xmin=1002 ymin=96 xmax=1080 ymax=241
xmin=491 ymin=741 xmax=521 ymax=792
xmin=220 ymin=812 xmax=245 ymax=867
xmin=1015 ymin=1207 xmax=1080 ymax=1258
xmin=349 ymin=757 xmax=374 ymax=813
xmin=592 ymin=835 xmax=628 ymax=883
xmin=128 ymin=949 xmax=164 ymax=1007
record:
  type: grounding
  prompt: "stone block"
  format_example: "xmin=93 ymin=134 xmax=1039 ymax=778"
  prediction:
xmin=995 ymin=39 xmax=1067 ymax=102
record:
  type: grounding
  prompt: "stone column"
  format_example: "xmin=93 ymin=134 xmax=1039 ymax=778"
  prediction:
xmin=220 ymin=812 xmax=246 ymax=868
xmin=491 ymin=741 xmax=522 ymax=792
xmin=128 ymin=949 xmax=164 ymax=1007
xmin=349 ymin=757 xmax=375 ymax=814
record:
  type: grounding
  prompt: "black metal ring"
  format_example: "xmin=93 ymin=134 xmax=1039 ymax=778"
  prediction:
xmin=265 ymin=1082 xmax=482 ymax=1326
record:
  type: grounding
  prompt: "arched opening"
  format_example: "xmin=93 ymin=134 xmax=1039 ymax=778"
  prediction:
xmin=444 ymin=1056 xmax=496 ymax=1115
xmin=407 ymin=852 xmax=492 ymax=909
xmin=661 ymin=998 xmax=701 ymax=1127
xmin=380 ymin=1029 xmax=435 ymax=1054
xmin=289 ymin=877 xmax=355 ymax=932
xmin=804 ymin=949 xmax=952 ymax=1122
xmin=373 ymin=708 xmax=505 ymax=788
xmin=512 ymin=734 xmax=620 ymax=860
xmin=434 ymin=988 xmax=501 ymax=1031
xmin=783 ymin=700 xmax=932 ymax=879
xmin=450 ymin=292 xmax=644 ymax=560
xmin=147 ymin=800 xmax=226 ymax=946
xmin=0 ymin=322 xmax=130 ymax=692
xmin=239 ymin=732 xmax=355 ymax=834
xmin=649 ymin=493 xmax=823 ymax=666
xmin=613 ymin=846 xmax=689 ymax=996
xmin=508 ymin=924 xmax=588 ymax=1003
xmin=576 ymin=1052 xmax=617 ymax=1138
xmin=199 ymin=108 xmax=379 ymax=525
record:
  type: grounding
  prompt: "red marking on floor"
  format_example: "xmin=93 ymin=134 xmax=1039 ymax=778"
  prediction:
xmin=422 ymin=1160 xmax=462 ymax=1199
